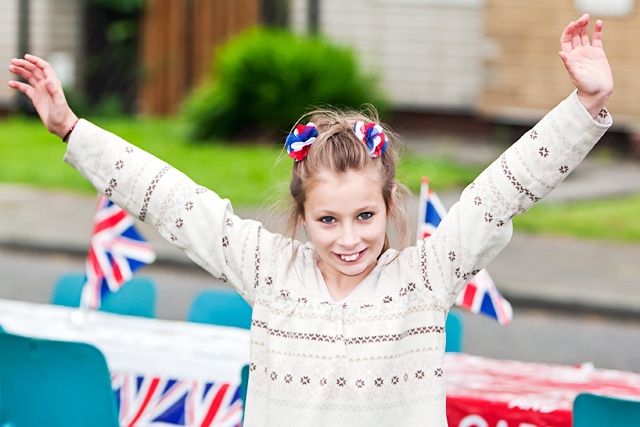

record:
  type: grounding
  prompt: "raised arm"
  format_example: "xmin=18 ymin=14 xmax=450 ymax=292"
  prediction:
xmin=8 ymin=54 xmax=290 ymax=303
xmin=422 ymin=15 xmax=613 ymax=308
xmin=558 ymin=14 xmax=614 ymax=118
xmin=8 ymin=54 xmax=78 ymax=140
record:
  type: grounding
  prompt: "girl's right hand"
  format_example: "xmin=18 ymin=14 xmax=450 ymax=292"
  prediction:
xmin=8 ymin=54 xmax=78 ymax=141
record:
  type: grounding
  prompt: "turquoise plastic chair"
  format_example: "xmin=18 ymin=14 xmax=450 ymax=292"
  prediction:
xmin=240 ymin=364 xmax=250 ymax=422
xmin=0 ymin=331 xmax=119 ymax=427
xmin=445 ymin=310 xmax=464 ymax=353
xmin=573 ymin=392 xmax=640 ymax=426
xmin=187 ymin=288 xmax=253 ymax=329
xmin=51 ymin=272 xmax=157 ymax=318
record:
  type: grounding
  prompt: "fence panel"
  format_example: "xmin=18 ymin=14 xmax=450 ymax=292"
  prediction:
xmin=140 ymin=0 xmax=259 ymax=115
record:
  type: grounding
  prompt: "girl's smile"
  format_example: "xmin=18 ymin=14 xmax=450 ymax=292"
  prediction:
xmin=303 ymin=168 xmax=388 ymax=300
xmin=337 ymin=249 xmax=365 ymax=262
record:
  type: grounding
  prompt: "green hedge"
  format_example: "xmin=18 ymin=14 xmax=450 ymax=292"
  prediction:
xmin=182 ymin=27 xmax=388 ymax=142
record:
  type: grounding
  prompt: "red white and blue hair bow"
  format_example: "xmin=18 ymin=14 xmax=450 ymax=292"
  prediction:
xmin=286 ymin=120 xmax=388 ymax=161
xmin=286 ymin=123 xmax=318 ymax=162
xmin=354 ymin=121 xmax=387 ymax=158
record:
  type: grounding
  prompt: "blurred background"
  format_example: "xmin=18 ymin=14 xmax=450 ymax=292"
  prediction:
xmin=0 ymin=0 xmax=638 ymax=147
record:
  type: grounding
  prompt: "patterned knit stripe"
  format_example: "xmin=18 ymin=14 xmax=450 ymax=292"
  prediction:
xmin=139 ymin=164 xmax=172 ymax=222
xmin=251 ymin=345 xmax=441 ymax=363
xmin=251 ymin=319 xmax=444 ymax=344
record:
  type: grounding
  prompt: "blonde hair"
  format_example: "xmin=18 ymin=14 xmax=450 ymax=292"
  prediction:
xmin=283 ymin=106 xmax=411 ymax=254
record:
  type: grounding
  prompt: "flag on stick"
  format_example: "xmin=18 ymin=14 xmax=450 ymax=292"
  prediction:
xmin=418 ymin=178 xmax=513 ymax=325
xmin=81 ymin=194 xmax=156 ymax=309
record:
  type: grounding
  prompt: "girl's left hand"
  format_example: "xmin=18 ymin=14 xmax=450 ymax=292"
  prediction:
xmin=558 ymin=14 xmax=614 ymax=119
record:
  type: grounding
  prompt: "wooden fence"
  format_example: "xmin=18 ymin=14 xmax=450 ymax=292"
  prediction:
xmin=139 ymin=0 xmax=260 ymax=115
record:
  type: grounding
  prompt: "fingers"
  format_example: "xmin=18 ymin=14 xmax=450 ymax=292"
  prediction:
xmin=9 ymin=59 xmax=43 ymax=87
xmin=8 ymin=54 xmax=64 ymax=104
xmin=571 ymin=18 xmax=584 ymax=49
xmin=9 ymin=55 xmax=55 ymax=85
xmin=24 ymin=54 xmax=49 ymax=68
xmin=560 ymin=14 xmax=605 ymax=52
xmin=24 ymin=54 xmax=59 ymax=85
xmin=592 ymin=19 xmax=604 ymax=49
xmin=557 ymin=51 xmax=569 ymax=66
xmin=8 ymin=61 xmax=32 ymax=80
xmin=7 ymin=80 xmax=33 ymax=97
xmin=18 ymin=54 xmax=51 ymax=76
xmin=579 ymin=19 xmax=590 ymax=46
xmin=560 ymin=20 xmax=577 ymax=53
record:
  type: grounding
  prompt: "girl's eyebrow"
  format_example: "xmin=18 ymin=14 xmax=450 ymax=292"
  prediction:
xmin=312 ymin=205 xmax=380 ymax=217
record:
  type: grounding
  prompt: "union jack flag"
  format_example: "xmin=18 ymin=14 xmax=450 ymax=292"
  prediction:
xmin=418 ymin=178 xmax=513 ymax=325
xmin=111 ymin=372 xmax=243 ymax=427
xmin=81 ymin=194 xmax=156 ymax=309
xmin=185 ymin=379 xmax=243 ymax=427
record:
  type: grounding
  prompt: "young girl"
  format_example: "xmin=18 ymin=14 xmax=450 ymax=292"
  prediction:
xmin=9 ymin=14 xmax=613 ymax=427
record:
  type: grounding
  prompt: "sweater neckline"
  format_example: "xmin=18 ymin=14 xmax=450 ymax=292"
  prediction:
xmin=314 ymin=264 xmax=354 ymax=306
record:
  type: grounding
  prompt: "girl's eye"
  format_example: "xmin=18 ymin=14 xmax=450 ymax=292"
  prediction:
xmin=320 ymin=216 xmax=336 ymax=224
xmin=358 ymin=212 xmax=373 ymax=220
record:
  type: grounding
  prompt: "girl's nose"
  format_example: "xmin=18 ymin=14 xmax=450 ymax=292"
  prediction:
xmin=338 ymin=226 xmax=361 ymax=249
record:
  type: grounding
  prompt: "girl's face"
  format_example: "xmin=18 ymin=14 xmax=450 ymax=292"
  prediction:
xmin=303 ymin=168 xmax=388 ymax=292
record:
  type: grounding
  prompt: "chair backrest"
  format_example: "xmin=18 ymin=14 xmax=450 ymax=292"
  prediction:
xmin=51 ymin=272 xmax=157 ymax=318
xmin=240 ymin=363 xmax=250 ymax=422
xmin=445 ymin=310 xmax=464 ymax=353
xmin=0 ymin=332 xmax=119 ymax=427
xmin=187 ymin=288 xmax=253 ymax=329
xmin=573 ymin=392 xmax=640 ymax=426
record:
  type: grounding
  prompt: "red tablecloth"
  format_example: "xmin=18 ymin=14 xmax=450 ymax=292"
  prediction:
xmin=444 ymin=353 xmax=640 ymax=427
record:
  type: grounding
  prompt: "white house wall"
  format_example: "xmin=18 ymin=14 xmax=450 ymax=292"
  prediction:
xmin=0 ymin=1 xmax=19 ymax=108
xmin=0 ymin=0 xmax=82 ymax=109
xmin=291 ymin=0 xmax=485 ymax=111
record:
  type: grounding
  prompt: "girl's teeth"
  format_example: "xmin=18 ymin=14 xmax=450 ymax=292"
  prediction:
xmin=341 ymin=253 xmax=359 ymax=261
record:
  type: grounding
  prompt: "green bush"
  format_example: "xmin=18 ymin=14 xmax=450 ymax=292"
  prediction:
xmin=182 ymin=27 xmax=388 ymax=142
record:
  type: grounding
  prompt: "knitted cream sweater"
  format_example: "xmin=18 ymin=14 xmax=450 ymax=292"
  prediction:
xmin=64 ymin=91 xmax=611 ymax=427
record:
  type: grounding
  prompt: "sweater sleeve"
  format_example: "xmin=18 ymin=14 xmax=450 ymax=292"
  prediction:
xmin=421 ymin=90 xmax=612 ymax=307
xmin=63 ymin=120 xmax=291 ymax=304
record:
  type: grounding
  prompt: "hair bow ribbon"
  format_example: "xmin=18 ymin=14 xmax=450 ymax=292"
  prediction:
xmin=354 ymin=121 xmax=387 ymax=158
xmin=286 ymin=120 xmax=388 ymax=161
xmin=286 ymin=123 xmax=318 ymax=162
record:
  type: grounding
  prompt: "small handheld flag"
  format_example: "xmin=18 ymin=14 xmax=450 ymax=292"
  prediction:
xmin=81 ymin=194 xmax=156 ymax=310
xmin=418 ymin=178 xmax=513 ymax=325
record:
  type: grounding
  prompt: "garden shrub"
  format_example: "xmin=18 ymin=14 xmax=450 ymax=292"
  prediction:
xmin=182 ymin=27 xmax=388 ymax=142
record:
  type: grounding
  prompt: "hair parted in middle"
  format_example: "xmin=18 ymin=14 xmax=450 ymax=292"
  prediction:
xmin=284 ymin=105 xmax=412 ymax=254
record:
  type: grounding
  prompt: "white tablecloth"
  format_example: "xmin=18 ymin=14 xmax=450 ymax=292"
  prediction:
xmin=0 ymin=299 xmax=251 ymax=382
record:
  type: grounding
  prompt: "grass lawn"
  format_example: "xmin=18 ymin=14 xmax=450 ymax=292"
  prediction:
xmin=2 ymin=115 xmax=638 ymax=242
xmin=513 ymin=196 xmax=640 ymax=243
xmin=0 ymin=115 xmax=481 ymax=206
